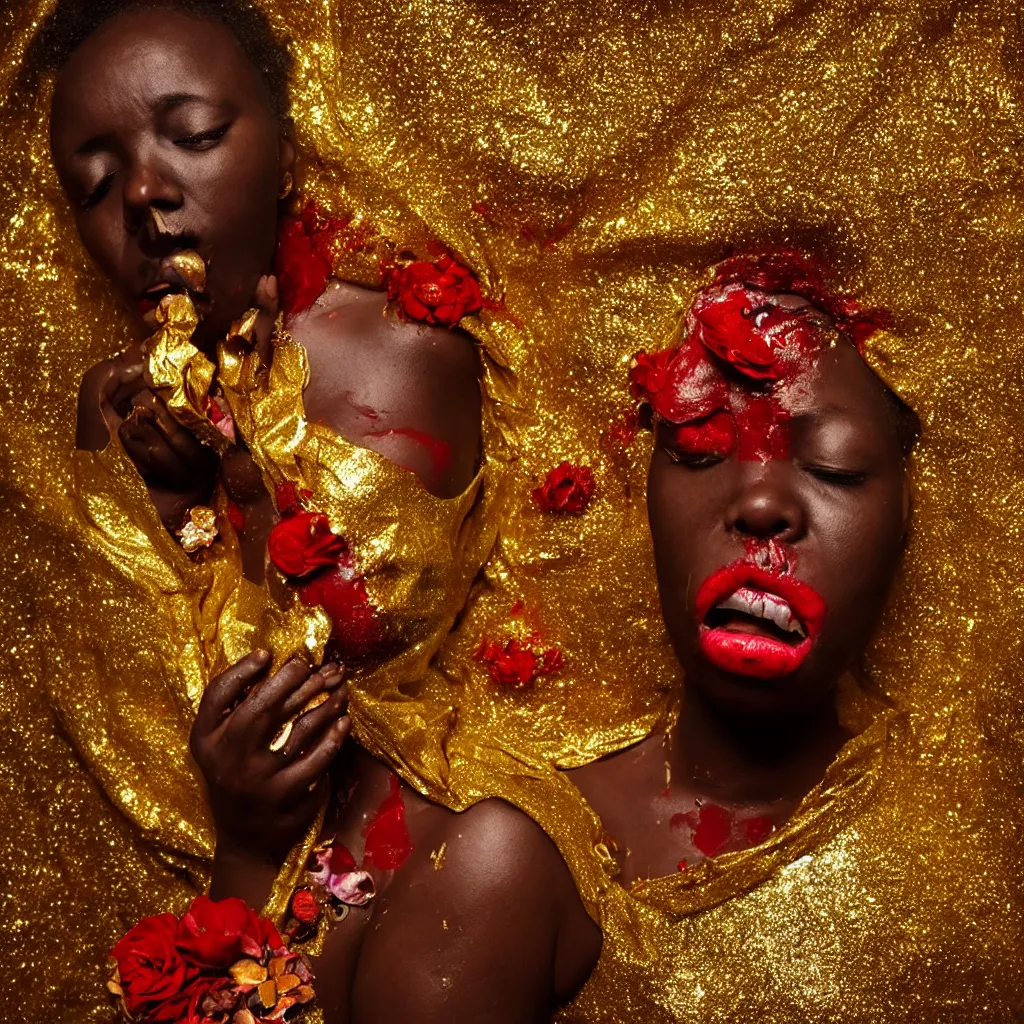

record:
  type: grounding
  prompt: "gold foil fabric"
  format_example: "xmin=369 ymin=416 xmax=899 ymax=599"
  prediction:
xmin=0 ymin=0 xmax=1022 ymax=1021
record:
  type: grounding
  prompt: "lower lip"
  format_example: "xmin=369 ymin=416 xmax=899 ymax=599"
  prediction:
xmin=699 ymin=626 xmax=812 ymax=679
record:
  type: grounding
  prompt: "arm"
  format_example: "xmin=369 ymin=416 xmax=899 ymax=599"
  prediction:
xmin=350 ymin=799 xmax=601 ymax=1024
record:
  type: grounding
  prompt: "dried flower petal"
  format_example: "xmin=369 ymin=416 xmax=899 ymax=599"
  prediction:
xmin=229 ymin=959 xmax=268 ymax=986
xmin=257 ymin=979 xmax=278 ymax=1010
xmin=177 ymin=505 xmax=219 ymax=553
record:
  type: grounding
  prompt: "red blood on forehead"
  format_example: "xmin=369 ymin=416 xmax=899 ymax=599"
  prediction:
xmin=733 ymin=392 xmax=792 ymax=463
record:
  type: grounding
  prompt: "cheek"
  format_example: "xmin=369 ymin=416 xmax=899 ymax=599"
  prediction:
xmin=811 ymin=484 xmax=905 ymax=635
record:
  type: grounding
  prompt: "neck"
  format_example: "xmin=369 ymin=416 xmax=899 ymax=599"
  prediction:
xmin=672 ymin=686 xmax=847 ymax=805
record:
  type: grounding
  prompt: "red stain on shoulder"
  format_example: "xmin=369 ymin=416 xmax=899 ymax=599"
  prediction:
xmin=363 ymin=774 xmax=413 ymax=871
xmin=680 ymin=804 xmax=733 ymax=858
xmin=366 ymin=427 xmax=453 ymax=480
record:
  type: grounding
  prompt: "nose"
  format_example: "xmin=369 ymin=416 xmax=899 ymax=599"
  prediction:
xmin=726 ymin=464 xmax=806 ymax=543
xmin=122 ymin=158 xmax=183 ymax=234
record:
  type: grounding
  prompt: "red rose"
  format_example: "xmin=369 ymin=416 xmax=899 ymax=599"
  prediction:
xmin=532 ymin=462 xmax=595 ymax=515
xmin=628 ymin=348 xmax=675 ymax=401
xmin=387 ymin=252 xmax=483 ymax=327
xmin=689 ymin=287 xmax=781 ymax=381
xmin=275 ymin=202 xmax=348 ymax=317
xmin=634 ymin=341 xmax=729 ymax=429
xmin=473 ymin=637 xmax=563 ymax=688
xmin=175 ymin=896 xmax=284 ymax=969
xmin=268 ymin=510 xmax=346 ymax=578
xmin=290 ymin=888 xmax=321 ymax=926
xmin=110 ymin=913 xmax=201 ymax=1022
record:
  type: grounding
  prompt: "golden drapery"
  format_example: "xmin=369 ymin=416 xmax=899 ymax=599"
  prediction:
xmin=0 ymin=0 xmax=1022 ymax=1019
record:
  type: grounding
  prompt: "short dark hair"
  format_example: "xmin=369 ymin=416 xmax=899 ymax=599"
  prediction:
xmin=27 ymin=0 xmax=292 ymax=122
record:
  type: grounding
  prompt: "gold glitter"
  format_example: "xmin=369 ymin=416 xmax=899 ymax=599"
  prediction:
xmin=430 ymin=842 xmax=447 ymax=871
xmin=0 ymin=0 xmax=1021 ymax=1020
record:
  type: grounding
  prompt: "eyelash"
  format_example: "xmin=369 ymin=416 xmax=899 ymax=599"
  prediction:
xmin=80 ymin=173 xmax=114 ymax=210
xmin=175 ymin=124 xmax=231 ymax=150
xmin=663 ymin=449 xmax=724 ymax=470
xmin=805 ymin=465 xmax=868 ymax=487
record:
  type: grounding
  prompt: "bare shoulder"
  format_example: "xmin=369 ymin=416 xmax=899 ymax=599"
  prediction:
xmin=289 ymin=282 xmax=482 ymax=498
xmin=350 ymin=783 xmax=600 ymax=1024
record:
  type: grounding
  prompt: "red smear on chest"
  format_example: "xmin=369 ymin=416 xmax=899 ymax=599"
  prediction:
xmin=366 ymin=427 xmax=453 ymax=480
xmin=362 ymin=774 xmax=413 ymax=871
xmin=742 ymin=815 xmax=774 ymax=846
xmin=676 ymin=803 xmax=734 ymax=858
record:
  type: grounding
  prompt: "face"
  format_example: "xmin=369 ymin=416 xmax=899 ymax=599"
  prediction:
xmin=50 ymin=8 xmax=294 ymax=346
xmin=647 ymin=329 xmax=910 ymax=721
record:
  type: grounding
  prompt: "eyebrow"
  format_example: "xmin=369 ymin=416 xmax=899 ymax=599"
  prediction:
xmin=73 ymin=94 xmax=215 ymax=156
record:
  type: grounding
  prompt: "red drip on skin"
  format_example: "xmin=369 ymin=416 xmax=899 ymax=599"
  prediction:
xmin=362 ymin=774 xmax=413 ymax=871
xmin=694 ymin=560 xmax=827 ymax=679
xmin=366 ymin=427 xmax=452 ymax=479
xmin=733 ymin=393 xmax=792 ymax=462
xmin=672 ymin=803 xmax=778 ymax=861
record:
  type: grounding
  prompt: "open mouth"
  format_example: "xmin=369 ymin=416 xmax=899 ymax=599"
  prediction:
xmin=137 ymin=250 xmax=210 ymax=319
xmin=694 ymin=562 xmax=826 ymax=680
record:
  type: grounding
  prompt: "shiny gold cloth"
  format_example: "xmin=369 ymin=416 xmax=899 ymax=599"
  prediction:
xmin=1 ymin=0 xmax=1023 ymax=1021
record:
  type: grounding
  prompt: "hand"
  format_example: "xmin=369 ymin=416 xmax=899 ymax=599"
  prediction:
xmin=190 ymin=651 xmax=350 ymax=868
xmin=117 ymin=388 xmax=220 ymax=498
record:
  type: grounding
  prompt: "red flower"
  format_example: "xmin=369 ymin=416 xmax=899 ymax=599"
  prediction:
xmin=532 ymin=462 xmax=595 ymax=515
xmin=297 ymin=560 xmax=384 ymax=660
xmin=688 ymin=287 xmax=781 ymax=382
xmin=289 ymin=888 xmax=321 ymax=926
xmin=386 ymin=251 xmax=483 ymax=327
xmin=473 ymin=637 xmax=563 ymax=688
xmin=275 ymin=202 xmax=348 ymax=317
xmin=175 ymin=896 xmax=284 ymax=969
xmin=363 ymin=774 xmax=413 ymax=871
xmin=268 ymin=510 xmax=346 ymax=579
xmin=628 ymin=348 xmax=675 ymax=402
xmin=641 ymin=340 xmax=729 ymax=427
xmin=110 ymin=914 xmax=200 ymax=1023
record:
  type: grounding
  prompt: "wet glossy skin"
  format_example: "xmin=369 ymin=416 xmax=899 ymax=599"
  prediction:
xmin=50 ymin=8 xmax=293 ymax=350
xmin=648 ymin=338 xmax=910 ymax=722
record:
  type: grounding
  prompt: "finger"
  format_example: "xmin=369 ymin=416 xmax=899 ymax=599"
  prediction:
xmin=229 ymin=658 xmax=312 ymax=737
xmin=118 ymin=413 xmax=180 ymax=477
xmin=278 ymin=662 xmax=344 ymax=719
xmin=195 ymin=650 xmax=272 ymax=736
xmin=137 ymin=390 xmax=208 ymax=465
xmin=253 ymin=274 xmax=280 ymax=355
xmin=98 ymin=360 xmax=144 ymax=434
xmin=278 ymin=686 xmax=348 ymax=760
xmin=278 ymin=715 xmax=351 ymax=793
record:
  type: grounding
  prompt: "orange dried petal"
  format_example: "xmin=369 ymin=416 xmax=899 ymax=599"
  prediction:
xmin=230 ymin=959 xmax=269 ymax=986
xmin=268 ymin=956 xmax=288 ymax=979
xmin=257 ymin=979 xmax=278 ymax=1009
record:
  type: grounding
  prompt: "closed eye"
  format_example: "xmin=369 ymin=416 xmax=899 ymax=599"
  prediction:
xmin=664 ymin=449 xmax=725 ymax=470
xmin=804 ymin=464 xmax=867 ymax=487
xmin=80 ymin=172 xmax=115 ymax=210
xmin=174 ymin=124 xmax=231 ymax=150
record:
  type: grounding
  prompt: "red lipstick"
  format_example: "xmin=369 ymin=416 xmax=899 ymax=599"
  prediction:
xmin=694 ymin=560 xmax=826 ymax=679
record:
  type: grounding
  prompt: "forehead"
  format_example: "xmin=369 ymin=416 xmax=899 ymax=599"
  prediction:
xmin=51 ymin=9 xmax=265 ymax=141
xmin=784 ymin=338 xmax=897 ymax=434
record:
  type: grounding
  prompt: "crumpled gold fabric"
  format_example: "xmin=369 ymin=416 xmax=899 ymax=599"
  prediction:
xmin=1 ymin=0 xmax=1023 ymax=1021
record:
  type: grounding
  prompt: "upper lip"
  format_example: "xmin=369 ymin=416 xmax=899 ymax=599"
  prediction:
xmin=695 ymin=561 xmax=826 ymax=641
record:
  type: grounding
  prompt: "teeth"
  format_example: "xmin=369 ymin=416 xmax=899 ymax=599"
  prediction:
xmin=715 ymin=587 xmax=806 ymax=638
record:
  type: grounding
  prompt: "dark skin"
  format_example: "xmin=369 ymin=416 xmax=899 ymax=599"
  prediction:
xmin=59 ymin=9 xmax=480 ymax=568
xmin=191 ymin=327 xmax=912 ymax=1020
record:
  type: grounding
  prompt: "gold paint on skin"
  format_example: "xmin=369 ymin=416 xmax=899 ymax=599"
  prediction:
xmin=0 ymin=0 xmax=1021 ymax=1020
